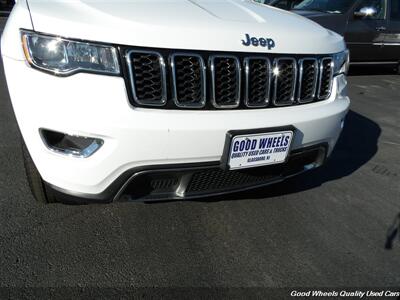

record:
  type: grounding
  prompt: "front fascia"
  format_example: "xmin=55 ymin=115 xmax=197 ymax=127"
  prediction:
xmin=3 ymin=55 xmax=350 ymax=195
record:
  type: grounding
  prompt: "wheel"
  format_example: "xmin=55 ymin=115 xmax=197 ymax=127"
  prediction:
xmin=21 ymin=140 xmax=56 ymax=204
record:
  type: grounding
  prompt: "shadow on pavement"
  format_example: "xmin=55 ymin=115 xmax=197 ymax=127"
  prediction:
xmin=202 ymin=109 xmax=382 ymax=201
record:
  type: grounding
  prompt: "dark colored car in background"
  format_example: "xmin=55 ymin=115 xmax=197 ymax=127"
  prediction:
xmin=0 ymin=0 xmax=14 ymax=15
xmin=259 ymin=0 xmax=400 ymax=67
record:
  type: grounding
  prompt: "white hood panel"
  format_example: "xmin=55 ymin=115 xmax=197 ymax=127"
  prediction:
xmin=26 ymin=0 xmax=345 ymax=54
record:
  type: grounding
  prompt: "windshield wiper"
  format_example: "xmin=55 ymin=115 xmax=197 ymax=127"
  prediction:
xmin=293 ymin=8 xmax=328 ymax=13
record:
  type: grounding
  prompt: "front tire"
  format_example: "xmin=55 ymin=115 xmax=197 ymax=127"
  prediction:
xmin=21 ymin=140 xmax=56 ymax=204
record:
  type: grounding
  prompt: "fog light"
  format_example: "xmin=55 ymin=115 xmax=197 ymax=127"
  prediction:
xmin=40 ymin=129 xmax=103 ymax=158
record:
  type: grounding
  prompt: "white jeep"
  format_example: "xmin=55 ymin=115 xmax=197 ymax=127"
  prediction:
xmin=1 ymin=0 xmax=350 ymax=203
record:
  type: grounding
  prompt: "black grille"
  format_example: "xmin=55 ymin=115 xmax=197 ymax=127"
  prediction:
xmin=124 ymin=49 xmax=335 ymax=110
xmin=273 ymin=58 xmax=297 ymax=106
xmin=186 ymin=167 xmax=279 ymax=195
xmin=318 ymin=58 xmax=333 ymax=99
xmin=245 ymin=58 xmax=271 ymax=107
xmin=127 ymin=51 xmax=166 ymax=106
xmin=185 ymin=147 xmax=322 ymax=195
xmin=171 ymin=54 xmax=205 ymax=108
xmin=298 ymin=59 xmax=318 ymax=103
xmin=211 ymin=56 xmax=240 ymax=108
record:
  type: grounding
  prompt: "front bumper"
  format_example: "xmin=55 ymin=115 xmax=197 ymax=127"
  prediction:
xmin=49 ymin=143 xmax=327 ymax=203
xmin=3 ymin=56 xmax=350 ymax=201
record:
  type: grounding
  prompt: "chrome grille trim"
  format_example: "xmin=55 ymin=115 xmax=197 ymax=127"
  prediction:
xmin=297 ymin=58 xmax=319 ymax=103
xmin=272 ymin=57 xmax=297 ymax=107
xmin=318 ymin=57 xmax=334 ymax=100
xmin=209 ymin=55 xmax=241 ymax=109
xmin=124 ymin=49 xmax=336 ymax=110
xmin=126 ymin=50 xmax=167 ymax=107
xmin=170 ymin=53 xmax=207 ymax=108
xmin=244 ymin=57 xmax=271 ymax=108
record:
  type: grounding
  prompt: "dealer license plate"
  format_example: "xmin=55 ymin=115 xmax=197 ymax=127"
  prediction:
xmin=228 ymin=131 xmax=293 ymax=170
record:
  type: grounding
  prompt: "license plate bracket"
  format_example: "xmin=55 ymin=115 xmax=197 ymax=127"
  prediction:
xmin=220 ymin=126 xmax=296 ymax=171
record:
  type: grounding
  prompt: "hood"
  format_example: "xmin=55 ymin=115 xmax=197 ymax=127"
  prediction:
xmin=26 ymin=0 xmax=345 ymax=54
xmin=291 ymin=9 xmax=347 ymax=36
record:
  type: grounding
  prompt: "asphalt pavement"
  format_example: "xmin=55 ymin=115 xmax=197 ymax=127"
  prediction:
xmin=0 ymin=26 xmax=399 ymax=298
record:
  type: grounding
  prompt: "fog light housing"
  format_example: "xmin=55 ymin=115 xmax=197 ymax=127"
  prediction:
xmin=40 ymin=129 xmax=103 ymax=158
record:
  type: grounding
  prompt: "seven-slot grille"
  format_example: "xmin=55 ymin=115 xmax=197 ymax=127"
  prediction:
xmin=318 ymin=58 xmax=334 ymax=100
xmin=298 ymin=58 xmax=319 ymax=103
xmin=126 ymin=50 xmax=167 ymax=106
xmin=244 ymin=57 xmax=271 ymax=108
xmin=125 ymin=50 xmax=334 ymax=109
xmin=210 ymin=56 xmax=241 ymax=108
xmin=170 ymin=54 xmax=206 ymax=108
xmin=272 ymin=58 xmax=297 ymax=106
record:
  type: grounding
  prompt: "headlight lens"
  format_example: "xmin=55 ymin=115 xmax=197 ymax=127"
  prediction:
xmin=333 ymin=50 xmax=350 ymax=76
xmin=21 ymin=30 xmax=120 ymax=76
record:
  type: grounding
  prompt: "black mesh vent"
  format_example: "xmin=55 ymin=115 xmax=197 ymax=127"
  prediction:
xmin=172 ymin=55 xmax=204 ymax=107
xmin=186 ymin=167 xmax=280 ymax=195
xmin=246 ymin=58 xmax=270 ymax=107
xmin=129 ymin=52 xmax=165 ymax=105
xmin=319 ymin=58 xmax=333 ymax=99
xmin=212 ymin=57 xmax=240 ymax=107
xmin=299 ymin=59 xmax=318 ymax=103
xmin=150 ymin=177 xmax=179 ymax=191
xmin=274 ymin=59 xmax=296 ymax=106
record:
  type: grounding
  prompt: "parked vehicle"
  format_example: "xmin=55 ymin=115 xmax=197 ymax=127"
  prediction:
xmin=266 ymin=0 xmax=400 ymax=66
xmin=0 ymin=0 xmax=14 ymax=14
xmin=2 ymin=0 xmax=349 ymax=203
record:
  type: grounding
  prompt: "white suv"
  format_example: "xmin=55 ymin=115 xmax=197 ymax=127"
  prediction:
xmin=1 ymin=0 xmax=350 ymax=204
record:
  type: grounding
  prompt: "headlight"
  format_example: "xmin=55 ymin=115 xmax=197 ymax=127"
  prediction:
xmin=21 ymin=30 xmax=120 ymax=76
xmin=333 ymin=50 xmax=350 ymax=76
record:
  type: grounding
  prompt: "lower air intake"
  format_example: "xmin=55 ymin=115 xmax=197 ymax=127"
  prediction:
xmin=116 ymin=145 xmax=326 ymax=202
